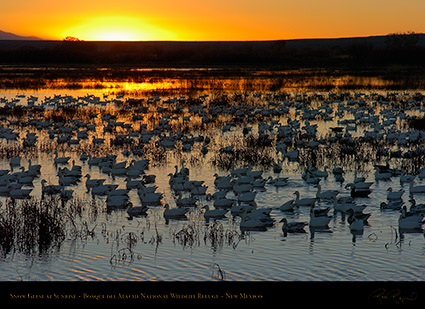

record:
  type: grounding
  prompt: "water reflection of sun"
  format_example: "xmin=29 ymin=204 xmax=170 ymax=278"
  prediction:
xmin=64 ymin=16 xmax=175 ymax=41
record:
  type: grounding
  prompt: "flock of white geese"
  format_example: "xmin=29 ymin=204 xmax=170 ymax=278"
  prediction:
xmin=1 ymin=91 xmax=425 ymax=238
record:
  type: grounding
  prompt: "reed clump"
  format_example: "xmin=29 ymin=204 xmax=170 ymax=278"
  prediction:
xmin=0 ymin=197 xmax=65 ymax=256
xmin=211 ymin=133 xmax=275 ymax=170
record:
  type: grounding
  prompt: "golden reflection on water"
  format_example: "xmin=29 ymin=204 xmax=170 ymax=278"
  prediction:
xmin=2 ymin=71 xmax=425 ymax=280
xmin=5 ymin=69 xmax=407 ymax=97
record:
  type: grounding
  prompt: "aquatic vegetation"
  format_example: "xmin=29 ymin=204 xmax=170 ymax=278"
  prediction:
xmin=0 ymin=197 xmax=65 ymax=256
xmin=2 ymin=70 xmax=425 ymax=280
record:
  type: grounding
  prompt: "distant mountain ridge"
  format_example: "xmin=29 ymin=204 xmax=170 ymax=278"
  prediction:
xmin=0 ymin=29 xmax=424 ymax=47
xmin=0 ymin=30 xmax=42 ymax=40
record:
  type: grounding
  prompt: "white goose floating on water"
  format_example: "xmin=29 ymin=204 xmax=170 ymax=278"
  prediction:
xmin=237 ymin=191 xmax=257 ymax=203
xmin=315 ymin=183 xmax=339 ymax=200
xmin=267 ymin=176 xmax=289 ymax=187
xmin=398 ymin=206 xmax=424 ymax=230
xmin=279 ymin=200 xmax=295 ymax=212
xmin=348 ymin=216 xmax=365 ymax=232
xmin=10 ymin=188 xmax=32 ymax=199
xmin=309 ymin=207 xmax=332 ymax=227
xmin=386 ymin=187 xmax=404 ymax=201
xmin=163 ymin=204 xmax=188 ymax=218
xmin=409 ymin=181 xmax=425 ymax=195
xmin=380 ymin=200 xmax=404 ymax=210
xmin=127 ymin=205 xmax=148 ymax=218
xmin=333 ymin=197 xmax=367 ymax=213
xmin=293 ymin=191 xmax=316 ymax=207
xmin=280 ymin=218 xmax=308 ymax=234
xmin=54 ymin=152 xmax=71 ymax=165
xmin=140 ymin=192 xmax=163 ymax=205
xmin=41 ymin=179 xmax=62 ymax=196
xmin=230 ymin=202 xmax=256 ymax=215
xmin=85 ymin=174 xmax=105 ymax=191
xmin=203 ymin=205 xmax=228 ymax=219
xmin=239 ymin=210 xmax=270 ymax=231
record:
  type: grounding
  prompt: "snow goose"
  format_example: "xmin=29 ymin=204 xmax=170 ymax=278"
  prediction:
xmin=215 ymin=178 xmax=233 ymax=190
xmin=190 ymin=185 xmax=208 ymax=196
xmin=10 ymin=188 xmax=32 ymax=199
xmin=386 ymin=187 xmax=404 ymax=201
xmin=315 ymin=183 xmax=339 ymax=200
xmin=400 ymin=170 xmax=415 ymax=184
xmin=231 ymin=168 xmax=249 ymax=177
xmin=27 ymin=160 xmax=41 ymax=176
xmin=380 ymin=200 xmax=403 ymax=210
xmin=140 ymin=192 xmax=163 ymax=205
xmin=0 ymin=183 xmax=22 ymax=195
xmin=346 ymin=209 xmax=371 ymax=228
xmin=60 ymin=189 xmax=73 ymax=204
xmin=247 ymin=170 xmax=263 ymax=179
xmin=213 ymin=197 xmax=235 ymax=209
xmin=79 ymin=152 xmax=88 ymax=161
xmin=213 ymin=174 xmax=231 ymax=186
xmin=92 ymin=184 xmax=118 ymax=196
xmin=353 ymin=171 xmax=366 ymax=184
xmin=127 ymin=205 xmax=148 ymax=218
xmin=375 ymin=171 xmax=392 ymax=181
xmin=345 ymin=182 xmax=372 ymax=198
xmin=163 ymin=204 xmax=188 ymax=218
xmin=251 ymin=178 xmax=267 ymax=188
xmin=237 ymin=191 xmax=257 ymax=203
xmin=203 ymin=205 xmax=228 ymax=219
xmin=9 ymin=157 xmax=21 ymax=168
xmin=107 ymin=188 xmax=129 ymax=197
xmin=280 ymin=218 xmax=308 ymax=233
xmin=409 ymin=181 xmax=425 ymax=195
xmin=267 ymin=176 xmax=289 ymax=187
xmin=309 ymin=207 xmax=332 ymax=227
xmin=231 ymin=203 xmax=256 ymax=215
xmin=17 ymin=174 xmax=35 ymax=186
xmin=312 ymin=166 xmax=329 ymax=178
xmin=239 ymin=210 xmax=268 ymax=231
xmin=54 ymin=152 xmax=71 ymax=165
xmin=234 ymin=175 xmax=253 ymax=185
xmin=398 ymin=206 xmax=424 ymax=230
xmin=273 ymin=161 xmax=282 ymax=174
xmin=85 ymin=174 xmax=105 ymax=191
xmin=124 ymin=178 xmax=144 ymax=190
xmin=233 ymin=183 xmax=253 ymax=194
xmin=348 ymin=217 xmax=365 ymax=232
xmin=87 ymin=155 xmax=100 ymax=167
xmin=137 ymin=185 xmax=158 ymax=195
xmin=279 ymin=200 xmax=295 ymax=212
xmin=106 ymin=196 xmax=131 ymax=208
xmin=41 ymin=179 xmax=62 ymax=196
xmin=283 ymin=149 xmax=299 ymax=161
xmin=212 ymin=190 xmax=228 ymax=200
xmin=293 ymin=191 xmax=316 ymax=207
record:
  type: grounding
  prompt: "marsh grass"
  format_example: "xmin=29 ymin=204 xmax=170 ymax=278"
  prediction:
xmin=211 ymin=133 xmax=276 ymax=170
xmin=0 ymin=196 xmax=107 ymax=257
xmin=0 ymin=197 xmax=65 ymax=256
xmin=171 ymin=214 xmax=242 ymax=250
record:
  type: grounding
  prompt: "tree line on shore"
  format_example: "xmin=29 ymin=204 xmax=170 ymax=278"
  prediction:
xmin=0 ymin=32 xmax=424 ymax=69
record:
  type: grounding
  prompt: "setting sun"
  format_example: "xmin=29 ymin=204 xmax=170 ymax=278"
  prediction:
xmin=62 ymin=16 xmax=177 ymax=41
xmin=1 ymin=0 xmax=425 ymax=41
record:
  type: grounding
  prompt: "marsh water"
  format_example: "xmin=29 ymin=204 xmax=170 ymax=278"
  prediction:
xmin=1 ymin=69 xmax=425 ymax=281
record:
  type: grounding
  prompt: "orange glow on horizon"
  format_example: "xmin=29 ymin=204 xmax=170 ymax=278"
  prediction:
xmin=1 ymin=0 xmax=425 ymax=41
xmin=60 ymin=16 xmax=177 ymax=41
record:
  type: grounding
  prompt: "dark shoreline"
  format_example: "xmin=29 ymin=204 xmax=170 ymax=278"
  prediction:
xmin=1 ymin=33 xmax=425 ymax=69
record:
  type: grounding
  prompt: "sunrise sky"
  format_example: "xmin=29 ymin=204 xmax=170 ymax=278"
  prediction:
xmin=1 ymin=0 xmax=425 ymax=41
